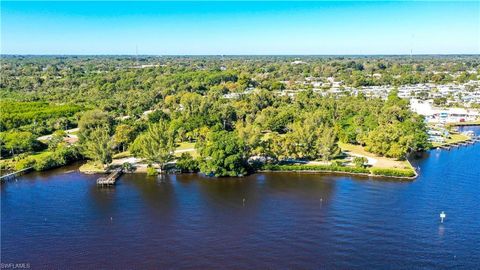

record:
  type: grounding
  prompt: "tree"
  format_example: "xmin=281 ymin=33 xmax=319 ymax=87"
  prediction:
xmin=180 ymin=92 xmax=202 ymax=117
xmin=286 ymin=121 xmax=317 ymax=159
xmin=0 ymin=131 xmax=38 ymax=156
xmin=197 ymin=130 xmax=247 ymax=177
xmin=78 ymin=110 xmax=113 ymax=142
xmin=235 ymin=121 xmax=262 ymax=157
xmin=48 ymin=130 xmax=67 ymax=151
xmin=113 ymin=124 xmax=135 ymax=152
xmin=176 ymin=152 xmax=199 ymax=173
xmin=255 ymin=107 xmax=294 ymax=133
xmin=315 ymin=127 xmax=341 ymax=161
xmin=264 ymin=132 xmax=288 ymax=162
xmin=82 ymin=127 xmax=113 ymax=166
xmin=130 ymin=121 xmax=175 ymax=171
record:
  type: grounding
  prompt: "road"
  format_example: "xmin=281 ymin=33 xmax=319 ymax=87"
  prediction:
xmin=37 ymin=128 xmax=79 ymax=141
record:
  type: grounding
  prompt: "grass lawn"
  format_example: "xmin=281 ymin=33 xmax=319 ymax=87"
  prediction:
xmin=29 ymin=151 xmax=53 ymax=159
xmin=176 ymin=142 xmax=196 ymax=151
xmin=111 ymin=142 xmax=198 ymax=161
xmin=338 ymin=142 xmax=412 ymax=170
xmin=113 ymin=151 xmax=132 ymax=159
xmin=79 ymin=161 xmax=106 ymax=173
xmin=174 ymin=142 xmax=198 ymax=157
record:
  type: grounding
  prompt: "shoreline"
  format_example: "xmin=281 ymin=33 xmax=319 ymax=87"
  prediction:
xmin=257 ymin=169 xmax=417 ymax=180
xmin=84 ymin=158 xmax=418 ymax=180
xmin=76 ymin=166 xmax=417 ymax=180
xmin=258 ymin=159 xmax=418 ymax=180
xmin=80 ymin=166 xmax=418 ymax=180
xmin=2 ymin=153 xmax=420 ymax=181
xmin=9 ymin=137 xmax=480 ymax=181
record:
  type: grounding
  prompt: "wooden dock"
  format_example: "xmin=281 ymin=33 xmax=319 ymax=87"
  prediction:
xmin=436 ymin=135 xmax=480 ymax=150
xmin=97 ymin=168 xmax=123 ymax=185
xmin=0 ymin=167 xmax=33 ymax=182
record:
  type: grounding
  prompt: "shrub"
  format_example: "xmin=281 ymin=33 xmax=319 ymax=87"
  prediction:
xmin=353 ymin=157 xmax=368 ymax=168
xmin=369 ymin=168 xmax=416 ymax=177
xmin=53 ymin=144 xmax=80 ymax=165
xmin=33 ymin=154 xmax=58 ymax=171
xmin=261 ymin=164 xmax=370 ymax=174
xmin=176 ymin=152 xmax=199 ymax=173
xmin=146 ymin=166 xmax=158 ymax=176
xmin=122 ymin=162 xmax=136 ymax=173
xmin=331 ymin=160 xmax=343 ymax=167
xmin=27 ymin=146 xmax=81 ymax=172
xmin=14 ymin=158 xmax=35 ymax=170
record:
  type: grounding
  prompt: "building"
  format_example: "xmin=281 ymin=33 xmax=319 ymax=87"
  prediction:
xmin=410 ymin=99 xmax=480 ymax=123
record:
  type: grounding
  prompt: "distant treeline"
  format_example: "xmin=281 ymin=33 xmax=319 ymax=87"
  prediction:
xmin=1 ymin=55 xmax=478 ymax=117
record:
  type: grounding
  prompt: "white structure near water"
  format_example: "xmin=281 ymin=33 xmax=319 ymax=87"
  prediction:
xmin=410 ymin=99 xmax=479 ymax=123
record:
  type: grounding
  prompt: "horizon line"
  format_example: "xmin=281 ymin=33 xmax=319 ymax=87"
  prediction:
xmin=2 ymin=53 xmax=480 ymax=57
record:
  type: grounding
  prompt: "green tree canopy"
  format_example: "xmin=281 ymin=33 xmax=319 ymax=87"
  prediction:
xmin=130 ymin=121 xmax=175 ymax=170
xmin=197 ymin=130 xmax=247 ymax=177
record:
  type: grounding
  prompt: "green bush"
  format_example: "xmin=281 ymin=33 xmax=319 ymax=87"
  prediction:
xmin=331 ymin=160 xmax=343 ymax=167
xmin=261 ymin=163 xmax=416 ymax=178
xmin=122 ymin=162 xmax=136 ymax=172
xmin=353 ymin=157 xmax=368 ymax=168
xmin=14 ymin=158 xmax=35 ymax=171
xmin=33 ymin=154 xmax=58 ymax=171
xmin=176 ymin=152 xmax=199 ymax=173
xmin=261 ymin=164 xmax=370 ymax=174
xmin=369 ymin=168 xmax=416 ymax=177
xmin=146 ymin=166 xmax=158 ymax=176
xmin=29 ymin=146 xmax=81 ymax=171
xmin=52 ymin=145 xmax=80 ymax=165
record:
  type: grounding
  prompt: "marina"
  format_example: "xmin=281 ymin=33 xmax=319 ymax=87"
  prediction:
xmin=436 ymin=135 xmax=480 ymax=150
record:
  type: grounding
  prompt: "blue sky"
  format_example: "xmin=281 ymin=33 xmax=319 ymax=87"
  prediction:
xmin=1 ymin=1 xmax=479 ymax=55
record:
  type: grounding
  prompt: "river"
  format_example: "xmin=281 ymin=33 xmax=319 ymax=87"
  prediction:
xmin=1 ymin=127 xmax=479 ymax=269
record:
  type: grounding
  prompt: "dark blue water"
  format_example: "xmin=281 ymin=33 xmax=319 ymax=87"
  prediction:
xmin=1 ymin=127 xmax=479 ymax=269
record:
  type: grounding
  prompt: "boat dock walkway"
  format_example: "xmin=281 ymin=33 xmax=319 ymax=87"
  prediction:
xmin=97 ymin=168 xmax=123 ymax=185
xmin=0 ymin=167 xmax=33 ymax=182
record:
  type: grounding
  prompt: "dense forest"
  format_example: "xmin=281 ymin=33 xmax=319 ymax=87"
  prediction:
xmin=1 ymin=55 xmax=478 ymax=115
xmin=2 ymin=55 xmax=477 ymax=176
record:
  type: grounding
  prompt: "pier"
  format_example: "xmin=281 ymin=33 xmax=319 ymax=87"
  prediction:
xmin=436 ymin=136 xmax=480 ymax=150
xmin=97 ymin=168 xmax=123 ymax=185
xmin=0 ymin=167 xmax=33 ymax=182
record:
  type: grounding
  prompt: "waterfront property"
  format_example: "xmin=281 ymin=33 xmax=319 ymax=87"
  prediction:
xmin=96 ymin=168 xmax=123 ymax=185
xmin=410 ymin=99 xmax=480 ymax=123
xmin=2 ymin=127 xmax=479 ymax=269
